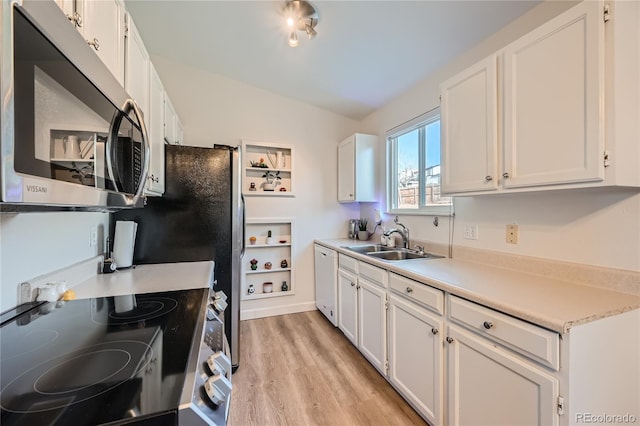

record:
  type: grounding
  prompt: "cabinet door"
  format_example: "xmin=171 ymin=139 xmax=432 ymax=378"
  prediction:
xmin=175 ymin=116 xmax=184 ymax=145
xmin=338 ymin=268 xmax=358 ymax=345
xmin=79 ymin=0 xmax=125 ymax=86
xmin=145 ymin=64 xmax=165 ymax=196
xmin=440 ymin=55 xmax=498 ymax=194
xmin=54 ymin=0 xmax=75 ymax=20
xmin=446 ymin=325 xmax=558 ymax=426
xmin=389 ymin=294 xmax=443 ymax=425
xmin=502 ymin=0 xmax=604 ymax=188
xmin=357 ymin=279 xmax=387 ymax=374
xmin=124 ymin=15 xmax=150 ymax=120
xmin=164 ymin=97 xmax=177 ymax=144
xmin=337 ymin=136 xmax=355 ymax=202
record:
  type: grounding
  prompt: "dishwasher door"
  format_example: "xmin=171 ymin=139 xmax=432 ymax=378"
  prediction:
xmin=314 ymin=244 xmax=338 ymax=326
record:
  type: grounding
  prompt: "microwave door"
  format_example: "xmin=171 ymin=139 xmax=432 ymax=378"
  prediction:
xmin=106 ymin=100 xmax=150 ymax=205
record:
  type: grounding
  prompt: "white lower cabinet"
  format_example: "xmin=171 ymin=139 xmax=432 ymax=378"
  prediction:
xmin=338 ymin=267 xmax=358 ymax=345
xmin=446 ymin=324 xmax=559 ymax=426
xmin=358 ymin=277 xmax=387 ymax=374
xmin=388 ymin=293 xmax=443 ymax=425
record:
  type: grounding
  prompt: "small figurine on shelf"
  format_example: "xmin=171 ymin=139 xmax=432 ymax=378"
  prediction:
xmin=279 ymin=187 xmax=287 ymax=192
xmin=263 ymin=282 xmax=273 ymax=293
xmin=249 ymin=258 xmax=258 ymax=270
xmin=280 ymin=259 xmax=288 ymax=268
xmin=249 ymin=182 xmax=257 ymax=191
xmin=264 ymin=261 xmax=272 ymax=270
xmin=249 ymin=236 xmax=257 ymax=245
xmin=281 ymin=281 xmax=288 ymax=291
xmin=265 ymin=230 xmax=273 ymax=244
xmin=248 ymin=284 xmax=255 ymax=295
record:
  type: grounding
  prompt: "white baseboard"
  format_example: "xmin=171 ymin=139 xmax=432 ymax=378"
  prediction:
xmin=240 ymin=301 xmax=316 ymax=320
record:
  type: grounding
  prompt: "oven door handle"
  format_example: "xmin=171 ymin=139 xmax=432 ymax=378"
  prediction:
xmin=106 ymin=99 xmax=150 ymax=205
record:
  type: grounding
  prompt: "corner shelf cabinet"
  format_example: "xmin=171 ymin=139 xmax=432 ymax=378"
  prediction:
xmin=241 ymin=140 xmax=294 ymax=197
xmin=242 ymin=218 xmax=295 ymax=300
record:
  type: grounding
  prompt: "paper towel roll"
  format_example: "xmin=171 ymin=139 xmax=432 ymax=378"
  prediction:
xmin=113 ymin=221 xmax=138 ymax=268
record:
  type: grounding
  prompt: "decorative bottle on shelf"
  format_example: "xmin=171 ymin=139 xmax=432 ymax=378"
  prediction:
xmin=281 ymin=281 xmax=288 ymax=291
xmin=265 ymin=230 xmax=273 ymax=244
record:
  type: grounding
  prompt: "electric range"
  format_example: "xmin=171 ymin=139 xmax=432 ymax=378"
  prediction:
xmin=0 ymin=288 xmax=231 ymax=425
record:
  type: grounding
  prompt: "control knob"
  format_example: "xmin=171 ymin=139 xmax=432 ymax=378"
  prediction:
xmin=207 ymin=351 xmax=231 ymax=377
xmin=203 ymin=374 xmax=232 ymax=406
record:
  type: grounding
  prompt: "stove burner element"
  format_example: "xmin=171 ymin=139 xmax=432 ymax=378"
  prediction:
xmin=93 ymin=296 xmax=178 ymax=325
xmin=0 ymin=340 xmax=152 ymax=413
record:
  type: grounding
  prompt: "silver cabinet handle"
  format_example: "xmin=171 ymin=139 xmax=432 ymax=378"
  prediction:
xmin=483 ymin=321 xmax=494 ymax=330
xmin=485 ymin=175 xmax=493 ymax=181
xmin=446 ymin=337 xmax=454 ymax=344
xmin=68 ymin=12 xmax=82 ymax=27
xmin=87 ymin=38 xmax=100 ymax=51
xmin=431 ymin=328 xmax=438 ymax=335
xmin=350 ymin=282 xmax=355 ymax=287
xmin=406 ymin=287 xmax=413 ymax=294
xmin=356 ymin=284 xmax=360 ymax=290
xmin=502 ymin=172 xmax=510 ymax=179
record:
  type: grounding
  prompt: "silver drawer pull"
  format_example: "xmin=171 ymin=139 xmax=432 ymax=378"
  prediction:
xmin=87 ymin=38 xmax=100 ymax=51
xmin=350 ymin=282 xmax=355 ymax=287
xmin=485 ymin=175 xmax=493 ymax=181
xmin=446 ymin=337 xmax=454 ymax=344
xmin=431 ymin=328 xmax=438 ymax=335
xmin=483 ymin=321 xmax=494 ymax=330
xmin=405 ymin=287 xmax=413 ymax=294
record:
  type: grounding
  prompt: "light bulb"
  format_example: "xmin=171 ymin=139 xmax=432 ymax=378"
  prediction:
xmin=288 ymin=31 xmax=298 ymax=47
xmin=286 ymin=17 xmax=294 ymax=27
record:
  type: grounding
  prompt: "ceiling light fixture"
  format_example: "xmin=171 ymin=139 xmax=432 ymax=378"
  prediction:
xmin=283 ymin=0 xmax=318 ymax=48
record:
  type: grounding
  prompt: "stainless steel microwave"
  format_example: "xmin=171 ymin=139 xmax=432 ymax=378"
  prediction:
xmin=0 ymin=0 xmax=149 ymax=210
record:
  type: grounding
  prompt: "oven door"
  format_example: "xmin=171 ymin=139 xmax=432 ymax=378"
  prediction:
xmin=1 ymin=1 xmax=149 ymax=209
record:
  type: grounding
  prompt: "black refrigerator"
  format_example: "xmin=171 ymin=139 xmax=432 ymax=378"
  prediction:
xmin=113 ymin=144 xmax=244 ymax=368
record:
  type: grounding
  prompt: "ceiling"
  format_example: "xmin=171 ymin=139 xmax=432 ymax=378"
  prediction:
xmin=125 ymin=0 xmax=540 ymax=120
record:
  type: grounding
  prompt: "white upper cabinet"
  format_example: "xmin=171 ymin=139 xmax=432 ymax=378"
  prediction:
xmin=502 ymin=0 xmax=604 ymax=188
xmin=146 ymin=64 xmax=165 ymax=196
xmin=77 ymin=0 xmax=126 ymax=86
xmin=441 ymin=56 xmax=499 ymax=193
xmin=338 ymin=133 xmax=377 ymax=203
xmin=441 ymin=0 xmax=639 ymax=195
xmin=124 ymin=14 xmax=150 ymax=120
xmin=164 ymin=97 xmax=178 ymax=145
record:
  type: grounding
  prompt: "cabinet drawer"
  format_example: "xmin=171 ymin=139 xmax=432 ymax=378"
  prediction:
xmin=338 ymin=253 xmax=358 ymax=273
xmin=448 ymin=295 xmax=559 ymax=370
xmin=358 ymin=261 xmax=387 ymax=288
xmin=389 ymin=273 xmax=444 ymax=315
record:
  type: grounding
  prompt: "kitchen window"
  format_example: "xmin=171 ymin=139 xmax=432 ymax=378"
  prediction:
xmin=386 ymin=108 xmax=452 ymax=215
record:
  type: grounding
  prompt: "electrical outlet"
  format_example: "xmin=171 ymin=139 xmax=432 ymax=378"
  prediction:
xmin=506 ymin=224 xmax=519 ymax=244
xmin=90 ymin=226 xmax=98 ymax=247
xmin=463 ymin=225 xmax=478 ymax=240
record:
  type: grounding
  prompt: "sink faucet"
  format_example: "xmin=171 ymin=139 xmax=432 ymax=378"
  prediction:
xmin=384 ymin=216 xmax=410 ymax=248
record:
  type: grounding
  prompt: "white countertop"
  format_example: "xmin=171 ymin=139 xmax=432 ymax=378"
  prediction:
xmin=315 ymin=239 xmax=639 ymax=334
xmin=72 ymin=261 xmax=214 ymax=299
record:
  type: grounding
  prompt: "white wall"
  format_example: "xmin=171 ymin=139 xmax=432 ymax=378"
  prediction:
xmin=152 ymin=56 xmax=360 ymax=317
xmin=360 ymin=0 xmax=640 ymax=272
xmin=0 ymin=212 xmax=109 ymax=311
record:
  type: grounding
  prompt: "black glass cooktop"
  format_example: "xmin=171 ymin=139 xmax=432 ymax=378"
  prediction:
xmin=0 ymin=288 xmax=207 ymax=425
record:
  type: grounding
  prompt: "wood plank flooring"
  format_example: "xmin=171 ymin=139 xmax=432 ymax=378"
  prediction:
xmin=228 ymin=310 xmax=428 ymax=426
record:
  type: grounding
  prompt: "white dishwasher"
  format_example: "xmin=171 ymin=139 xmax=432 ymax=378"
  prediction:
xmin=314 ymin=244 xmax=338 ymax=326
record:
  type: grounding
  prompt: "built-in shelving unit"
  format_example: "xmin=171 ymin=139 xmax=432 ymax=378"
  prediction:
xmin=242 ymin=218 xmax=295 ymax=300
xmin=241 ymin=140 xmax=294 ymax=197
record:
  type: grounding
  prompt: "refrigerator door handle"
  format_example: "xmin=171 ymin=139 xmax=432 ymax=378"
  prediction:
xmin=240 ymin=194 xmax=246 ymax=258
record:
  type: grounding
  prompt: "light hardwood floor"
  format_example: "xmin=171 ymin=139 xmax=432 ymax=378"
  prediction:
xmin=228 ymin=310 xmax=428 ymax=426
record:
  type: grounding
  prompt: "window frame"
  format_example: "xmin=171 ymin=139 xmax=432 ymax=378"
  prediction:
xmin=386 ymin=107 xmax=453 ymax=216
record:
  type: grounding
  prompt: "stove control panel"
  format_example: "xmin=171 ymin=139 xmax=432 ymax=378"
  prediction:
xmin=203 ymin=370 xmax=232 ymax=406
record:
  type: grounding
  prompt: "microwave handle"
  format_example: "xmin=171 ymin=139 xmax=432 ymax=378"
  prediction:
xmin=106 ymin=99 xmax=150 ymax=204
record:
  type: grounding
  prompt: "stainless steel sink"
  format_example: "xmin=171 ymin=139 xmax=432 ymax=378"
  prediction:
xmin=342 ymin=245 xmax=444 ymax=261
xmin=367 ymin=250 xmax=444 ymax=261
